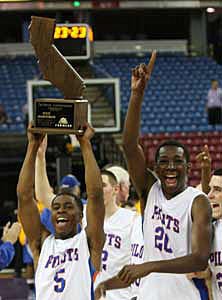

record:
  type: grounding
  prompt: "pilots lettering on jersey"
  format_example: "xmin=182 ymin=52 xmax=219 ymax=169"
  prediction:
xmin=105 ymin=233 xmax=121 ymax=249
xmin=151 ymin=205 xmax=180 ymax=234
xmin=210 ymin=251 xmax=222 ymax=267
xmin=45 ymin=247 xmax=79 ymax=269
xmin=131 ymin=243 xmax=144 ymax=259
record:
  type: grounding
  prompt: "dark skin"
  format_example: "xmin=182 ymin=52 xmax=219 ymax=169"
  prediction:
xmin=95 ymin=146 xmax=212 ymax=297
xmin=116 ymin=51 xmax=212 ymax=287
xmin=17 ymin=123 xmax=105 ymax=272
xmin=51 ymin=195 xmax=82 ymax=240
xmin=154 ymin=145 xmax=191 ymax=200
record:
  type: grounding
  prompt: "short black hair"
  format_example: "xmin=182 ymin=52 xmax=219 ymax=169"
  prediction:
xmin=101 ymin=169 xmax=118 ymax=186
xmin=213 ymin=168 xmax=222 ymax=176
xmin=155 ymin=139 xmax=190 ymax=163
xmin=51 ymin=191 xmax=83 ymax=213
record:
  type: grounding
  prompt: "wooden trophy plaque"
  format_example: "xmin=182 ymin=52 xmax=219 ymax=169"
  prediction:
xmin=29 ymin=16 xmax=88 ymax=134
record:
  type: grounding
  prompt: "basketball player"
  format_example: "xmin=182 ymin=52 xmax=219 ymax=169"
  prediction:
xmin=206 ymin=168 xmax=222 ymax=300
xmin=104 ymin=164 xmax=130 ymax=206
xmin=94 ymin=169 xmax=137 ymax=300
xmin=35 ymin=135 xmax=82 ymax=209
xmin=95 ymin=213 xmax=143 ymax=300
xmin=17 ymin=123 xmax=105 ymax=300
xmin=118 ymin=51 xmax=212 ymax=300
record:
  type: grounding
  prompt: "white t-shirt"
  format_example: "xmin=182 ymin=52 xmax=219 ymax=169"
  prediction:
xmin=35 ymin=230 xmax=95 ymax=300
xmin=209 ymin=219 xmax=222 ymax=300
xmin=139 ymin=181 xmax=205 ymax=300
xmin=95 ymin=208 xmax=137 ymax=300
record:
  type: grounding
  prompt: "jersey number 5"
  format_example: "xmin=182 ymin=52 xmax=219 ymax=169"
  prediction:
xmin=54 ymin=268 xmax=66 ymax=293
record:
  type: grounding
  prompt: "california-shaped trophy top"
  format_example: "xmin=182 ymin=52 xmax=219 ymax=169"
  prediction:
xmin=29 ymin=16 xmax=85 ymax=100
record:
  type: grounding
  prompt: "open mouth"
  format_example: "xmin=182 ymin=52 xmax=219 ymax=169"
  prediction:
xmin=211 ymin=203 xmax=220 ymax=209
xmin=165 ymin=175 xmax=177 ymax=186
xmin=56 ymin=217 xmax=69 ymax=229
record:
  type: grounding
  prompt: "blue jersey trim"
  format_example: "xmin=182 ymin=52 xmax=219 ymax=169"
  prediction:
xmin=192 ymin=278 xmax=209 ymax=300
xmin=88 ymin=258 xmax=95 ymax=300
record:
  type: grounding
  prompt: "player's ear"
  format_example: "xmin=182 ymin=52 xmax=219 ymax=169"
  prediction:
xmin=114 ymin=183 xmax=120 ymax=194
xmin=76 ymin=210 xmax=83 ymax=223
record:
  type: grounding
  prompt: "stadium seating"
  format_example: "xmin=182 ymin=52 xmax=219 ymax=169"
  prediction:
xmin=0 ymin=53 xmax=222 ymax=135
xmin=0 ymin=56 xmax=39 ymax=133
xmin=0 ymin=54 xmax=221 ymax=183
xmin=93 ymin=54 xmax=222 ymax=134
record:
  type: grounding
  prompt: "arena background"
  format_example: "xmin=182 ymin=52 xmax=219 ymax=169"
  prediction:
xmin=0 ymin=0 xmax=221 ymax=297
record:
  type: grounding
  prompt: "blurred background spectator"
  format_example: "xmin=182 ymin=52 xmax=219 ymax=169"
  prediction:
xmin=206 ymin=79 xmax=222 ymax=125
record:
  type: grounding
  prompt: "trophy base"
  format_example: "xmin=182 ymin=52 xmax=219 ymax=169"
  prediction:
xmin=31 ymin=98 xmax=88 ymax=135
xmin=29 ymin=128 xmax=85 ymax=134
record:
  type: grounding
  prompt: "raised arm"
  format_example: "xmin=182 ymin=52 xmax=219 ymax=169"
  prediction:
xmin=77 ymin=124 xmax=105 ymax=270
xmin=117 ymin=194 xmax=212 ymax=285
xmin=122 ymin=51 xmax=157 ymax=214
xmin=196 ymin=145 xmax=211 ymax=194
xmin=35 ymin=135 xmax=55 ymax=208
xmin=0 ymin=222 xmax=21 ymax=270
xmin=17 ymin=124 xmax=46 ymax=254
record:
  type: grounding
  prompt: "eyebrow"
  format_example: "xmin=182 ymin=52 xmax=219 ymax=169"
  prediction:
xmin=212 ymin=185 xmax=222 ymax=190
xmin=52 ymin=200 xmax=74 ymax=206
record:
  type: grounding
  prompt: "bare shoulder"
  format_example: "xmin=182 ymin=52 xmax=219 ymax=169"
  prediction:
xmin=191 ymin=193 xmax=212 ymax=220
xmin=192 ymin=193 xmax=210 ymax=208
xmin=141 ymin=168 xmax=157 ymax=198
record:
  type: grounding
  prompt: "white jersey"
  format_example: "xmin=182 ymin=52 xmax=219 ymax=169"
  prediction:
xmin=35 ymin=230 xmax=95 ymax=300
xmin=139 ymin=181 xmax=207 ymax=300
xmin=95 ymin=208 xmax=136 ymax=300
xmin=209 ymin=219 xmax=222 ymax=300
xmin=131 ymin=215 xmax=144 ymax=299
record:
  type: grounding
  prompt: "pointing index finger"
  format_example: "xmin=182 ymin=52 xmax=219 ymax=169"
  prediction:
xmin=147 ymin=50 xmax=157 ymax=74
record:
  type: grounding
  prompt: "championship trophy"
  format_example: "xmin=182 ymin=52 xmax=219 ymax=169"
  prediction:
xmin=29 ymin=16 xmax=88 ymax=134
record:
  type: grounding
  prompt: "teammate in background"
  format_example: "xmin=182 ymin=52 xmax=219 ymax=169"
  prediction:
xmin=123 ymin=185 xmax=141 ymax=213
xmin=105 ymin=164 xmax=141 ymax=213
xmin=104 ymin=165 xmax=130 ymax=206
xmin=95 ymin=213 xmax=144 ymax=300
xmin=0 ymin=222 xmax=21 ymax=270
xmin=119 ymin=51 xmax=212 ymax=300
xmin=17 ymin=123 xmax=105 ymax=300
xmin=94 ymin=169 xmax=137 ymax=300
xmin=196 ymin=145 xmax=222 ymax=300
xmin=208 ymin=169 xmax=222 ymax=300
xmin=188 ymin=145 xmax=213 ymax=300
